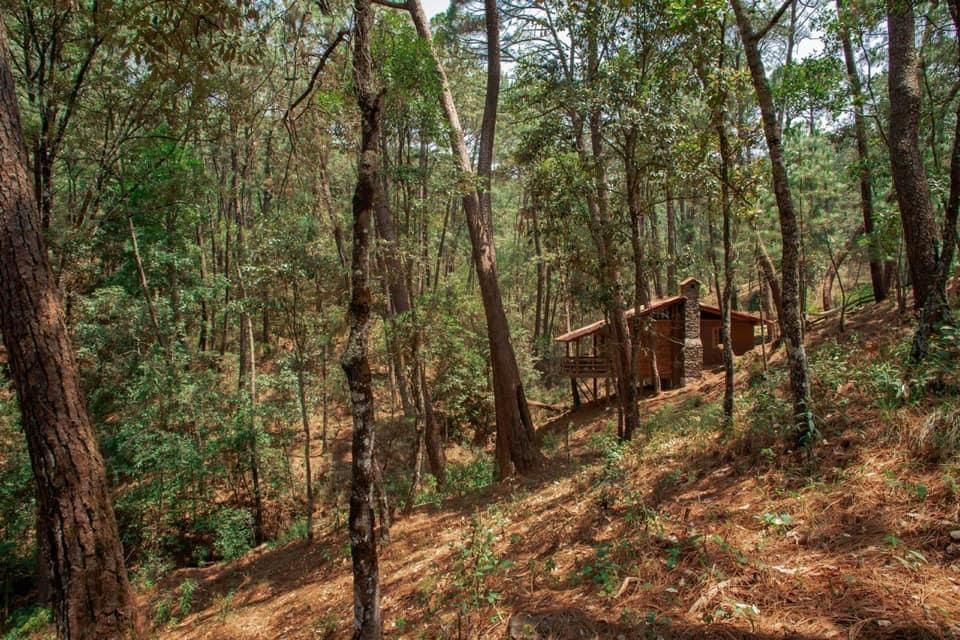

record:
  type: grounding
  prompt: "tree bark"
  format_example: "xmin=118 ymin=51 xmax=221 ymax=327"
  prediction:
xmin=580 ymin=7 xmax=639 ymax=440
xmin=731 ymin=0 xmax=816 ymax=445
xmin=714 ymin=31 xmax=736 ymax=425
xmin=910 ymin=0 xmax=960 ymax=361
xmin=401 ymin=0 xmax=541 ymax=478
xmin=296 ymin=366 xmax=315 ymax=543
xmin=624 ymin=130 xmax=659 ymax=394
xmin=344 ymin=0 xmax=383 ymax=635
xmin=886 ymin=0 xmax=942 ymax=314
xmin=836 ymin=0 xmax=886 ymax=302
xmin=0 ymin=30 xmax=139 ymax=640
xmin=665 ymin=178 xmax=678 ymax=295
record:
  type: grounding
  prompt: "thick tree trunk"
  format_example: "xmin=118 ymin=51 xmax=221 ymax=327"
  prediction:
xmin=731 ymin=0 xmax=816 ymax=445
xmin=404 ymin=0 xmax=541 ymax=478
xmin=911 ymin=0 xmax=960 ymax=361
xmin=836 ymin=0 xmax=886 ymax=302
xmin=0 ymin=31 xmax=138 ymax=639
xmin=887 ymin=0 xmax=942 ymax=314
xmin=344 ymin=1 xmax=382 ymax=635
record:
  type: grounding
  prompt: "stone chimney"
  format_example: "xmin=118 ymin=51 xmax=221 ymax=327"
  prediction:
xmin=677 ymin=277 xmax=703 ymax=385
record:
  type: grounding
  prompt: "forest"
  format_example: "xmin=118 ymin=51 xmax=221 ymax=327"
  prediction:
xmin=0 ymin=0 xmax=959 ymax=638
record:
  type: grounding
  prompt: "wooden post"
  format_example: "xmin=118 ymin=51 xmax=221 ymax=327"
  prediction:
xmin=590 ymin=334 xmax=597 ymax=399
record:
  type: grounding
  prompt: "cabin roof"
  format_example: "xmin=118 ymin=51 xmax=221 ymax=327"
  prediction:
xmin=554 ymin=297 xmax=767 ymax=343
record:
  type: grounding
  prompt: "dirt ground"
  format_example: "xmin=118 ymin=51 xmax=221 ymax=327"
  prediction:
xmin=152 ymin=301 xmax=960 ymax=639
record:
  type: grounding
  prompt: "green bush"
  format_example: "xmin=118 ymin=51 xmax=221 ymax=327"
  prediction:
xmin=272 ymin=518 xmax=310 ymax=547
xmin=577 ymin=542 xmax=619 ymax=595
xmin=212 ymin=508 xmax=254 ymax=561
xmin=451 ymin=511 xmax=511 ymax=611
xmin=2 ymin=607 xmax=51 ymax=640
xmin=177 ymin=578 xmax=198 ymax=619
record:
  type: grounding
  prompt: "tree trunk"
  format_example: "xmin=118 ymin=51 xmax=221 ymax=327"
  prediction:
xmin=319 ymin=144 xmax=349 ymax=272
xmin=0 ymin=31 xmax=139 ymax=639
xmin=373 ymin=181 xmax=445 ymax=483
xmin=755 ymin=236 xmax=783 ymax=326
xmin=665 ymin=178 xmax=678 ymax=295
xmin=581 ymin=9 xmax=639 ymax=440
xmin=911 ymin=0 xmax=960 ymax=361
xmin=720 ymin=126 xmax=735 ymax=426
xmin=624 ymin=131 xmax=659 ymax=394
xmin=344 ymin=0 xmax=382 ymax=635
xmin=403 ymin=0 xmax=541 ymax=478
xmin=731 ymin=0 xmax=816 ymax=445
xmin=714 ymin=32 xmax=736 ymax=425
xmin=886 ymin=0 xmax=942 ymax=314
xmin=296 ymin=366 xmax=315 ymax=543
xmin=836 ymin=0 xmax=886 ymax=302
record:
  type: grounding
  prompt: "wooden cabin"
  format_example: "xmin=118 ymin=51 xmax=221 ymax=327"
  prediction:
xmin=551 ymin=278 xmax=769 ymax=395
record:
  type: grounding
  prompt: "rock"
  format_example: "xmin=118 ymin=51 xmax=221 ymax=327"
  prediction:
xmin=949 ymin=530 xmax=960 ymax=541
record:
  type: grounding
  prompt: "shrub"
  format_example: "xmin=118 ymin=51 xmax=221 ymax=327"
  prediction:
xmin=451 ymin=511 xmax=511 ymax=611
xmin=212 ymin=508 xmax=254 ymax=561
xmin=271 ymin=518 xmax=309 ymax=547
xmin=177 ymin=578 xmax=198 ymax=619
xmin=2 ymin=607 xmax=51 ymax=640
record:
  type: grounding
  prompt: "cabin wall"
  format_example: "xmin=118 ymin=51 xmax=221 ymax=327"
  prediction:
xmin=701 ymin=318 xmax=757 ymax=366
xmin=701 ymin=319 xmax=723 ymax=365
xmin=731 ymin=322 xmax=755 ymax=355
xmin=633 ymin=318 xmax=675 ymax=383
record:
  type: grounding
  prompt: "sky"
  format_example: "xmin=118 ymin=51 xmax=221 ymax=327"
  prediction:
xmin=422 ymin=0 xmax=450 ymax=18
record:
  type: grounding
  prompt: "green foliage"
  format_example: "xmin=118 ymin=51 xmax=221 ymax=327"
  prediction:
xmin=211 ymin=508 xmax=254 ymax=561
xmin=737 ymin=369 xmax=792 ymax=455
xmin=177 ymin=578 xmax=199 ymax=619
xmin=0 ymin=372 xmax=36 ymax=605
xmin=1 ymin=607 xmax=51 ymax=640
xmin=450 ymin=511 xmax=511 ymax=612
xmin=578 ymin=542 xmax=620 ymax=595
xmin=420 ymin=290 xmax=493 ymax=441
xmin=589 ymin=427 xmax=630 ymax=484
xmin=152 ymin=596 xmax=173 ymax=628
xmin=755 ymin=512 xmax=794 ymax=534
xmin=271 ymin=518 xmax=310 ymax=548
xmin=134 ymin=553 xmax=174 ymax=590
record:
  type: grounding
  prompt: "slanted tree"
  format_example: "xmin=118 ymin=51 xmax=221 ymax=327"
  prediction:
xmin=0 ymin=29 xmax=138 ymax=640
xmin=730 ymin=0 xmax=816 ymax=445
xmin=835 ymin=0 xmax=886 ymax=302
xmin=379 ymin=0 xmax=542 ymax=478
xmin=578 ymin=1 xmax=639 ymax=440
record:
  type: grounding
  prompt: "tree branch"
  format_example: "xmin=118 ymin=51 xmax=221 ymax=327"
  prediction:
xmin=754 ymin=0 xmax=795 ymax=41
xmin=371 ymin=0 xmax=410 ymax=10
xmin=282 ymin=29 xmax=349 ymax=127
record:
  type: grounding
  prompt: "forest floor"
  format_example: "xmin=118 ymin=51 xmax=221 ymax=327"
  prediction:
xmin=148 ymin=301 xmax=960 ymax=639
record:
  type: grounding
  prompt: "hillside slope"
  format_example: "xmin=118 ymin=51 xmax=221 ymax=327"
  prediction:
xmin=150 ymin=302 xmax=960 ymax=639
